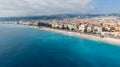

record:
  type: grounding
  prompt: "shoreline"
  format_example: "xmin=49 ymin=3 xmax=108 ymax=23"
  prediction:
xmin=30 ymin=26 xmax=120 ymax=46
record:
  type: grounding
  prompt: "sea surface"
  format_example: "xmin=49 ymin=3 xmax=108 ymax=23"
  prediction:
xmin=0 ymin=24 xmax=120 ymax=67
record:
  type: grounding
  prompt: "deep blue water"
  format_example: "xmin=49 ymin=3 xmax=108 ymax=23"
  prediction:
xmin=0 ymin=24 xmax=120 ymax=67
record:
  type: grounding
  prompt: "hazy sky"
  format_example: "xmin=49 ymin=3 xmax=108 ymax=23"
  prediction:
xmin=0 ymin=0 xmax=119 ymax=17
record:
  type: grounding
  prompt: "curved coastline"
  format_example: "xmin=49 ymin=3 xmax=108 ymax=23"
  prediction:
xmin=30 ymin=26 xmax=120 ymax=46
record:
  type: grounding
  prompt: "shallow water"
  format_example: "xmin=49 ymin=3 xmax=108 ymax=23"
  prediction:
xmin=0 ymin=24 xmax=120 ymax=67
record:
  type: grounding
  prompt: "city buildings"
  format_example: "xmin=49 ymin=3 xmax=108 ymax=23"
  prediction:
xmin=1 ymin=15 xmax=120 ymax=38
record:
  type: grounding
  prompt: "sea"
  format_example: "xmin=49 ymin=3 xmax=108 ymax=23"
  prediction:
xmin=0 ymin=24 xmax=120 ymax=67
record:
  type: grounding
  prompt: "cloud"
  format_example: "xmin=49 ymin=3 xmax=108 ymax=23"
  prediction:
xmin=0 ymin=0 xmax=93 ymax=17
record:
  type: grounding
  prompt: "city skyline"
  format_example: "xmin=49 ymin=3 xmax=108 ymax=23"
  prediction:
xmin=0 ymin=0 xmax=119 ymax=17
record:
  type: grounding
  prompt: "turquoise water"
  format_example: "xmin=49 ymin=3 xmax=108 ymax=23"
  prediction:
xmin=0 ymin=24 xmax=120 ymax=67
